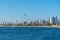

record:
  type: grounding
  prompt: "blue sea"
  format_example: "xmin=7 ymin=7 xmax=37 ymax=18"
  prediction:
xmin=0 ymin=26 xmax=60 ymax=40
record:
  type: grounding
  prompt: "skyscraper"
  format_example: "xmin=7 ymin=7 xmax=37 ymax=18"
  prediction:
xmin=49 ymin=17 xmax=55 ymax=24
xmin=56 ymin=16 xmax=60 ymax=24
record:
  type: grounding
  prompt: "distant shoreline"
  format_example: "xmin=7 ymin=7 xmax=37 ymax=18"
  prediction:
xmin=0 ymin=25 xmax=60 ymax=28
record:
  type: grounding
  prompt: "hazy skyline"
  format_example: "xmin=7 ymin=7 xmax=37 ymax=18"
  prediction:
xmin=0 ymin=0 xmax=60 ymax=22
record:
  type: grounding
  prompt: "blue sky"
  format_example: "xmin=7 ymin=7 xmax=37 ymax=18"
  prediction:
xmin=0 ymin=0 xmax=60 ymax=22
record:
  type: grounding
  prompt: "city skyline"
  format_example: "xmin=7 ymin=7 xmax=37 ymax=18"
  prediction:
xmin=0 ymin=16 xmax=60 ymax=24
xmin=0 ymin=0 xmax=60 ymax=22
xmin=0 ymin=16 xmax=60 ymax=26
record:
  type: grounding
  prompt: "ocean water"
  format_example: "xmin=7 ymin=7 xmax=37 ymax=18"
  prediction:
xmin=0 ymin=26 xmax=60 ymax=40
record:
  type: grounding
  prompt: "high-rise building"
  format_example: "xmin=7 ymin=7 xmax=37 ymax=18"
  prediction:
xmin=56 ymin=16 xmax=60 ymax=24
xmin=55 ymin=16 xmax=58 ymax=24
xmin=49 ymin=17 xmax=56 ymax=24
xmin=16 ymin=20 xmax=19 ymax=24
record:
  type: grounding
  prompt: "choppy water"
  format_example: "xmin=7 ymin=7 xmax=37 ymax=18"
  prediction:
xmin=0 ymin=26 xmax=60 ymax=40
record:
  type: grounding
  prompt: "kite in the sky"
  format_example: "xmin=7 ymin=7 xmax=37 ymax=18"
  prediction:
xmin=24 ymin=13 xmax=26 ymax=16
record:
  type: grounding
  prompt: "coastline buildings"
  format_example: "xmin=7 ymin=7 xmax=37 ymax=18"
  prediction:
xmin=0 ymin=16 xmax=60 ymax=26
xmin=40 ymin=19 xmax=49 ymax=26
xmin=49 ymin=16 xmax=60 ymax=26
